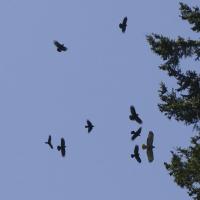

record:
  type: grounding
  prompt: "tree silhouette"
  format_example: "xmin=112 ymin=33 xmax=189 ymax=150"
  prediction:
xmin=147 ymin=2 xmax=200 ymax=199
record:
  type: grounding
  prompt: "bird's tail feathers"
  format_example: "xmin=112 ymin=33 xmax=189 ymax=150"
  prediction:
xmin=85 ymin=125 xmax=88 ymax=128
xmin=131 ymin=154 xmax=135 ymax=158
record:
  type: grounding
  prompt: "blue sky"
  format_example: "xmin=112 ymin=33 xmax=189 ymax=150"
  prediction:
xmin=0 ymin=1 xmax=199 ymax=199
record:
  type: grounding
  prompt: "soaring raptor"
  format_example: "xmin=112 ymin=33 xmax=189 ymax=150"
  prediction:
xmin=57 ymin=138 xmax=66 ymax=157
xmin=142 ymin=131 xmax=155 ymax=162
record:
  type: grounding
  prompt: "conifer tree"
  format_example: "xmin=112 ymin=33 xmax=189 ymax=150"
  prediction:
xmin=147 ymin=3 xmax=200 ymax=199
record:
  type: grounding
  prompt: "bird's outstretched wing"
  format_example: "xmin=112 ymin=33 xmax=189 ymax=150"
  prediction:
xmin=135 ymin=116 xmax=143 ymax=124
xmin=61 ymin=45 xmax=67 ymax=51
xmin=137 ymin=127 xmax=142 ymax=134
xmin=147 ymin=148 xmax=154 ymax=162
xmin=134 ymin=145 xmax=139 ymax=154
xmin=88 ymin=127 xmax=92 ymax=133
xmin=48 ymin=135 xmax=51 ymax=143
xmin=135 ymin=155 xmax=141 ymax=163
xmin=61 ymin=138 xmax=65 ymax=147
xmin=61 ymin=138 xmax=66 ymax=157
xmin=134 ymin=145 xmax=141 ymax=163
xmin=123 ymin=17 xmax=127 ymax=25
xmin=147 ymin=131 xmax=154 ymax=146
xmin=54 ymin=40 xmax=61 ymax=48
xmin=87 ymin=120 xmax=92 ymax=127
xmin=130 ymin=106 xmax=136 ymax=115
xmin=131 ymin=132 xmax=138 ymax=141
xmin=61 ymin=147 xmax=65 ymax=157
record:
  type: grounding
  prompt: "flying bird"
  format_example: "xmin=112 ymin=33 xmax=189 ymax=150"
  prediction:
xmin=85 ymin=120 xmax=94 ymax=133
xmin=119 ymin=17 xmax=128 ymax=33
xmin=53 ymin=40 xmax=67 ymax=52
xmin=129 ymin=105 xmax=143 ymax=124
xmin=45 ymin=135 xmax=53 ymax=149
xmin=131 ymin=127 xmax=142 ymax=141
xmin=142 ymin=131 xmax=155 ymax=162
xmin=131 ymin=145 xmax=141 ymax=163
xmin=57 ymin=138 xmax=66 ymax=157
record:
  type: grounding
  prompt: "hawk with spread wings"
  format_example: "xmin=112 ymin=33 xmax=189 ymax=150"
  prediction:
xmin=57 ymin=138 xmax=66 ymax=157
xmin=142 ymin=131 xmax=155 ymax=162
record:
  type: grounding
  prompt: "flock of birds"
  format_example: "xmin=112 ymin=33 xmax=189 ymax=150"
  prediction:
xmin=44 ymin=17 xmax=155 ymax=163
xmin=129 ymin=106 xmax=155 ymax=163
xmin=44 ymin=120 xmax=94 ymax=157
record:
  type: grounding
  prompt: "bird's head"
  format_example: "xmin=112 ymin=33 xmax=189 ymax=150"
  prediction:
xmin=142 ymin=144 xmax=147 ymax=149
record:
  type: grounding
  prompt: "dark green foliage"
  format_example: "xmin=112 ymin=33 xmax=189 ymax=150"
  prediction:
xmin=147 ymin=2 xmax=200 ymax=199
xmin=179 ymin=2 xmax=200 ymax=32
xmin=146 ymin=8 xmax=200 ymax=130
xmin=164 ymin=133 xmax=200 ymax=199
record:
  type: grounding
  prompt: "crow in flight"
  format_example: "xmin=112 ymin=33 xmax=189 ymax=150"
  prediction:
xmin=45 ymin=135 xmax=53 ymax=149
xmin=142 ymin=131 xmax=155 ymax=162
xmin=57 ymin=138 xmax=66 ymax=157
xmin=131 ymin=127 xmax=142 ymax=141
xmin=53 ymin=40 xmax=67 ymax=52
xmin=131 ymin=145 xmax=141 ymax=163
xmin=85 ymin=120 xmax=94 ymax=133
xmin=119 ymin=17 xmax=127 ymax=33
xmin=129 ymin=105 xmax=143 ymax=124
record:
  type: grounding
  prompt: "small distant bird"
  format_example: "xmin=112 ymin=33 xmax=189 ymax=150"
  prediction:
xmin=45 ymin=135 xmax=53 ymax=149
xmin=57 ymin=138 xmax=66 ymax=157
xmin=129 ymin=105 xmax=143 ymax=124
xmin=131 ymin=145 xmax=141 ymax=163
xmin=142 ymin=131 xmax=155 ymax=162
xmin=119 ymin=17 xmax=128 ymax=33
xmin=85 ymin=120 xmax=94 ymax=133
xmin=53 ymin=40 xmax=67 ymax=52
xmin=131 ymin=127 xmax=142 ymax=141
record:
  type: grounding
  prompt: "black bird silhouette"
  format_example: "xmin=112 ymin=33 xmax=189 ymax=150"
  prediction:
xmin=142 ymin=131 xmax=155 ymax=162
xmin=131 ymin=145 xmax=141 ymax=163
xmin=129 ymin=105 xmax=143 ymax=124
xmin=85 ymin=120 xmax=94 ymax=133
xmin=131 ymin=127 xmax=142 ymax=141
xmin=119 ymin=17 xmax=128 ymax=33
xmin=45 ymin=135 xmax=53 ymax=149
xmin=57 ymin=138 xmax=66 ymax=157
xmin=53 ymin=40 xmax=67 ymax=52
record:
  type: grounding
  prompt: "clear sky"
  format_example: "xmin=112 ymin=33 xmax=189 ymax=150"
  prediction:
xmin=0 ymin=1 xmax=198 ymax=199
